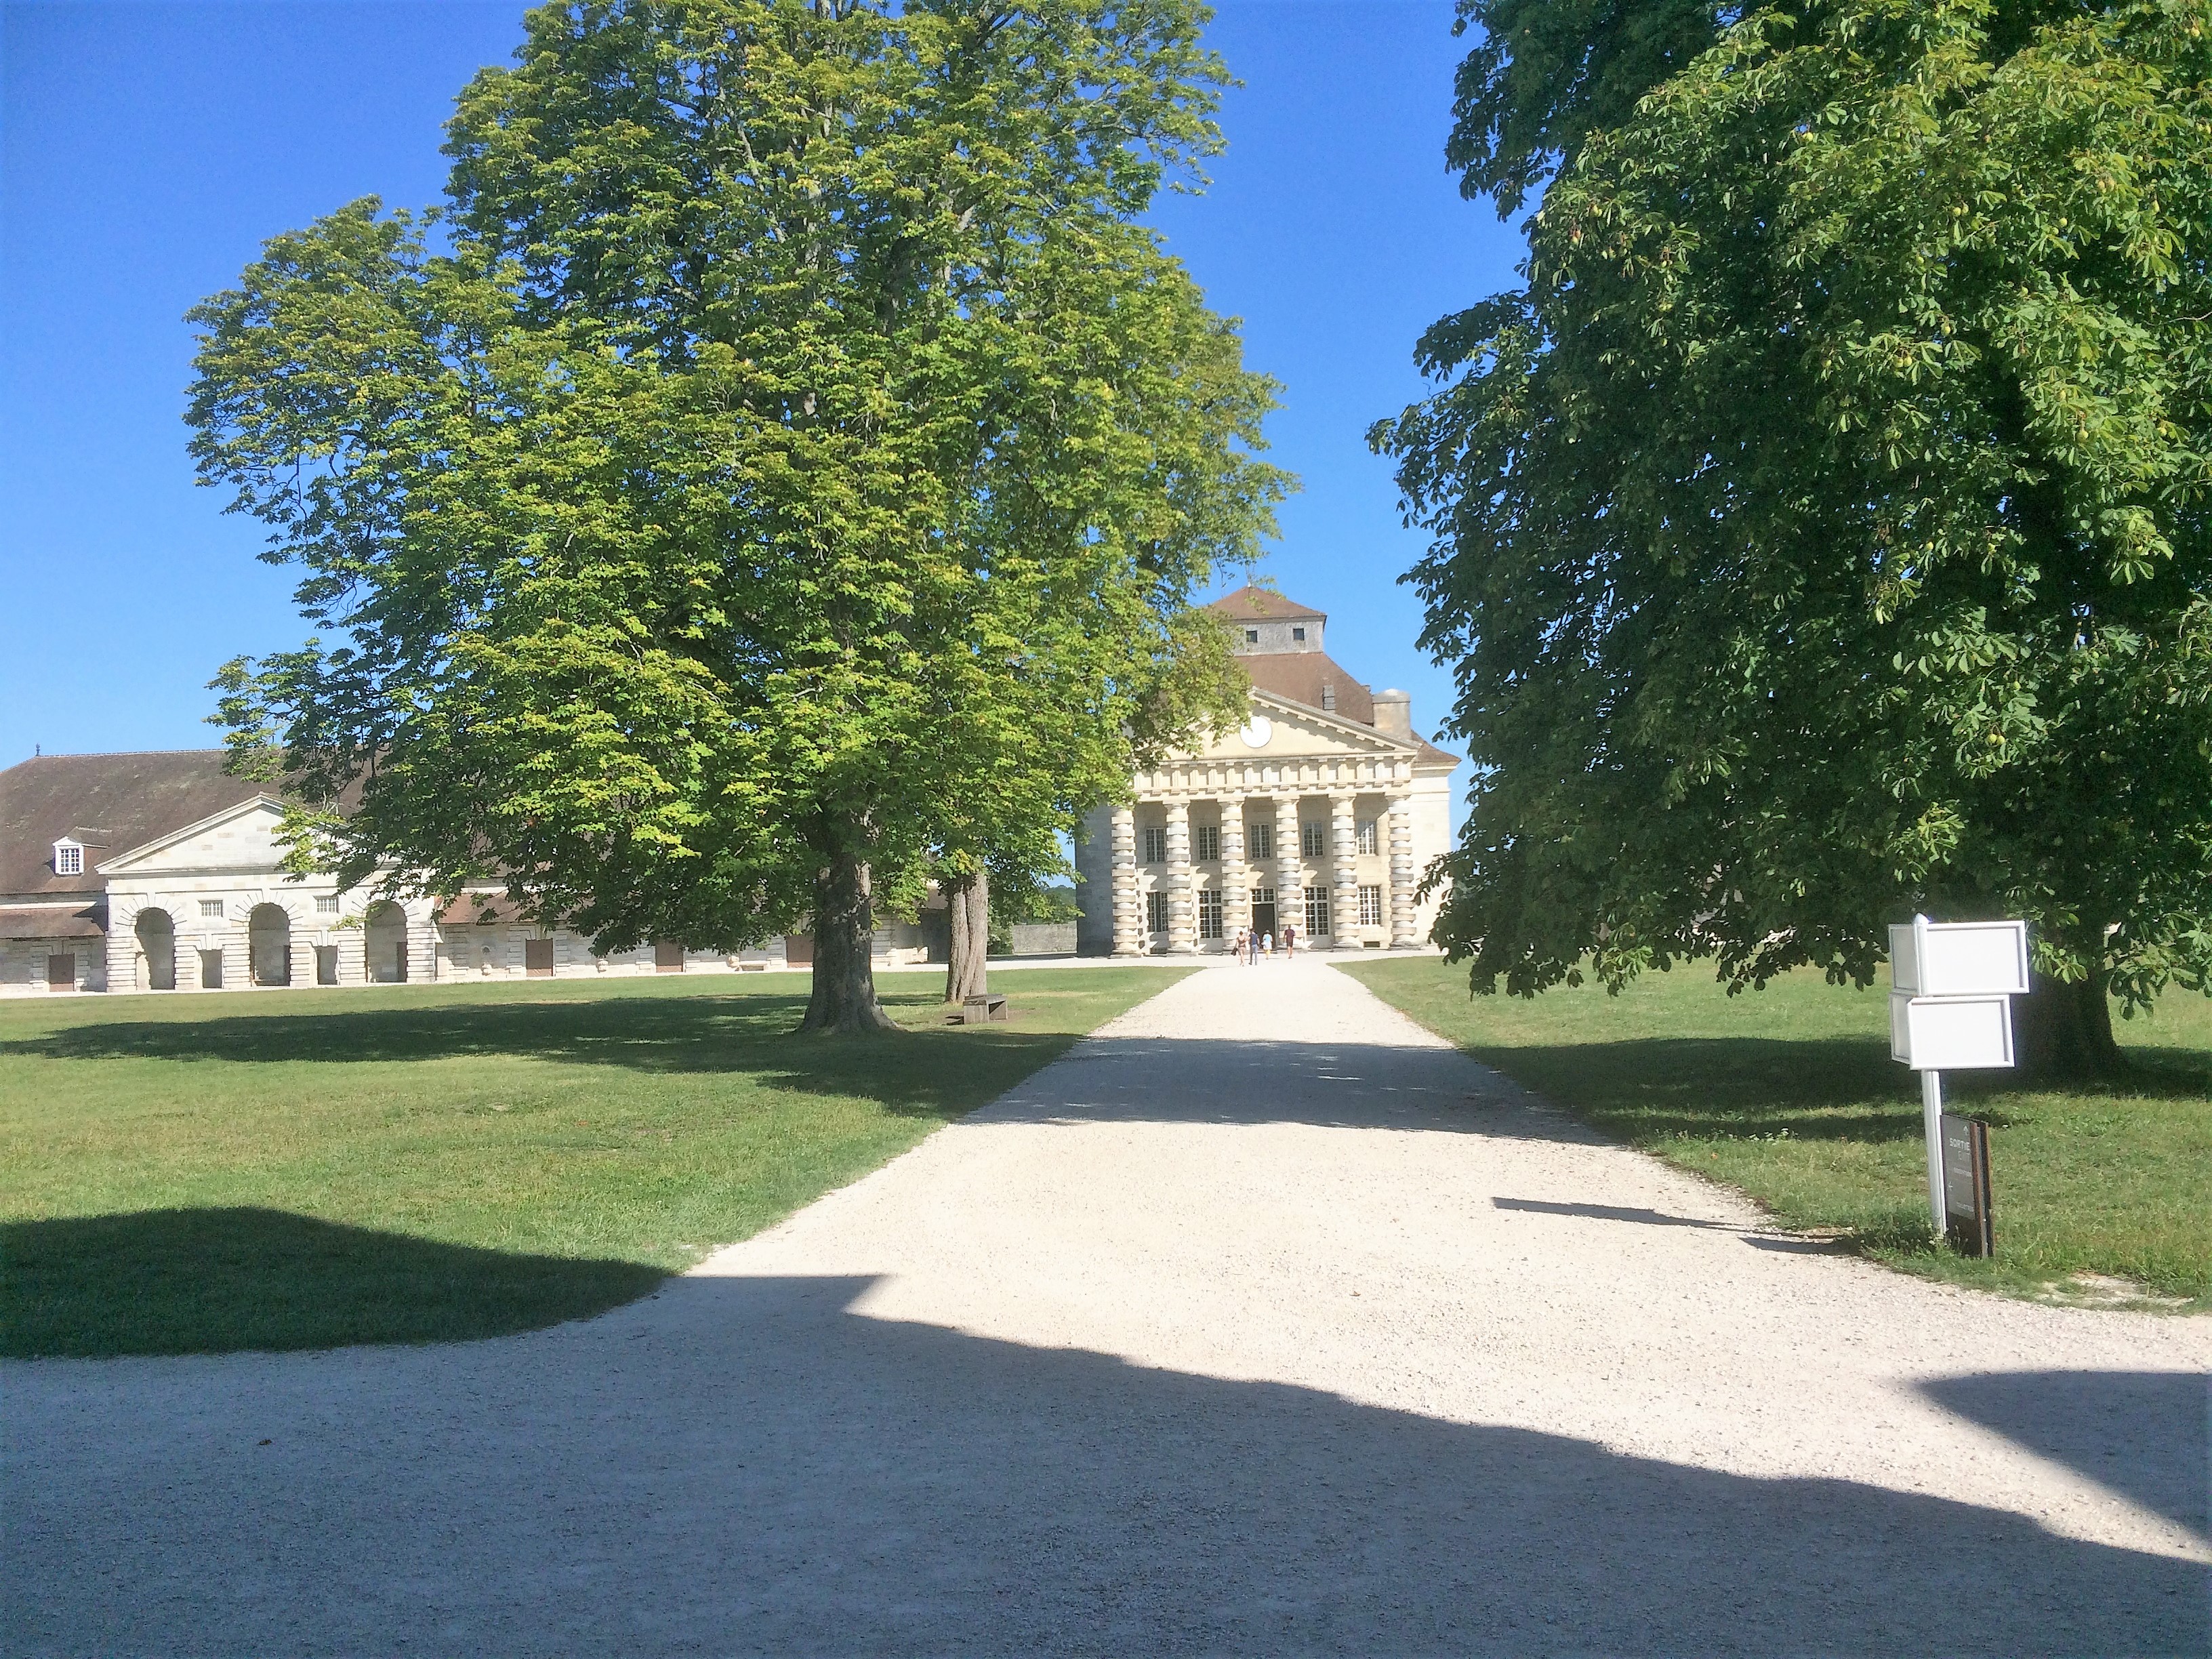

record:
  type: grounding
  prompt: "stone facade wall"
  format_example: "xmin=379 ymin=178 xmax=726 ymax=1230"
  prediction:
xmin=1004 ymin=921 xmax=1079 ymax=957
xmin=1 ymin=866 xmax=948 ymax=998
xmin=0 ymin=936 xmax=106 ymax=994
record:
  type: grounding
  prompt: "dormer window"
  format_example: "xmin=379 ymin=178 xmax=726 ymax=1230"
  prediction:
xmin=1292 ymin=626 xmax=1306 ymax=641
xmin=1245 ymin=629 xmax=1259 ymax=644
xmin=52 ymin=839 xmax=83 ymax=877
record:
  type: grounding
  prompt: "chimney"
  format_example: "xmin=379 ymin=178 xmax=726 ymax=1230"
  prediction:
xmin=1372 ymin=689 xmax=1413 ymax=739
xmin=1320 ymin=683 xmax=1335 ymax=714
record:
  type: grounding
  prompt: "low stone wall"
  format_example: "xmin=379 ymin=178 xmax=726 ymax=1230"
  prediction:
xmin=1003 ymin=921 xmax=1079 ymax=957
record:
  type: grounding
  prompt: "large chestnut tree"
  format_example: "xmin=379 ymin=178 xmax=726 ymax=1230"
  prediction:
xmin=1376 ymin=0 xmax=2212 ymax=1072
xmin=190 ymin=0 xmax=1283 ymax=1030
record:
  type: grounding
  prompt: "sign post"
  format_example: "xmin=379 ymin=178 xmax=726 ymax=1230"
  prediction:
xmin=1888 ymin=915 xmax=2028 ymax=1250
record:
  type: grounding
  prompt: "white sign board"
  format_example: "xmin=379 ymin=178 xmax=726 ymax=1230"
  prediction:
xmin=1889 ymin=992 xmax=2016 ymax=1071
xmin=1889 ymin=920 xmax=2030 ymax=998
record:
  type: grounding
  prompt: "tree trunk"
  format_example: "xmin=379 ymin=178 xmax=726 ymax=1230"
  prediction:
xmin=943 ymin=865 xmax=989 ymax=1004
xmin=945 ymin=872 xmax=968 ymax=1003
xmin=2013 ymin=962 xmax=2121 ymax=1080
xmin=800 ymin=848 xmax=900 ymax=1034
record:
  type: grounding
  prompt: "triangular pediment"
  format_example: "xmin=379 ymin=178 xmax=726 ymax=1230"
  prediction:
xmin=1181 ymin=691 xmax=1414 ymax=764
xmin=99 ymin=796 xmax=295 ymax=877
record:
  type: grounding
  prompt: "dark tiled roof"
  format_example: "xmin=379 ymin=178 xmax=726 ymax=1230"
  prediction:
xmin=437 ymin=892 xmax=522 ymax=926
xmin=1238 ymin=653 xmax=1460 ymax=768
xmin=0 ymin=752 xmax=264 ymax=900
xmin=0 ymin=901 xmax=104 ymax=940
xmin=1240 ymin=651 xmax=1376 ymax=726
xmin=1208 ymin=584 xmax=1326 ymax=622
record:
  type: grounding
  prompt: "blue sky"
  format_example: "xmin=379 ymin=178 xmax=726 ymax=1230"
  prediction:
xmin=1 ymin=1 xmax=1523 ymax=795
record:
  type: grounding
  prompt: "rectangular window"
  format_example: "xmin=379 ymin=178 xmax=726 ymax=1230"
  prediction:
xmin=1196 ymin=888 xmax=1223 ymax=940
xmin=1246 ymin=821 xmax=1273 ymax=860
xmin=1359 ymin=884 xmax=1384 ymax=928
xmin=199 ymin=899 xmax=224 ymax=918
xmin=1145 ymin=890 xmax=1168 ymax=934
xmin=1142 ymin=825 xmax=1168 ymax=865
xmin=1356 ymin=820 xmax=1378 ymax=856
xmin=1302 ymin=821 xmax=1327 ymax=858
xmin=1304 ymin=886 xmax=1332 ymax=937
xmin=54 ymin=843 xmax=83 ymax=876
xmin=314 ymin=894 xmax=342 ymax=914
xmin=1292 ymin=626 xmax=1307 ymax=642
xmin=1193 ymin=824 xmax=1221 ymax=863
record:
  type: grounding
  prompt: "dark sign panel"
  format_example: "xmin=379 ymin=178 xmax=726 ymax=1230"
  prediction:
xmin=1940 ymin=1113 xmax=1994 ymax=1258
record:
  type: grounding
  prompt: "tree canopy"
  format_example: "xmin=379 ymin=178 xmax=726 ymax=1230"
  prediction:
xmin=190 ymin=0 xmax=1284 ymax=1029
xmin=1376 ymin=0 xmax=2212 ymax=1069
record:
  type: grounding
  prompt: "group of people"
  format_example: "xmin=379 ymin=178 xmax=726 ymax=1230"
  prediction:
xmin=1231 ymin=923 xmax=1295 ymax=965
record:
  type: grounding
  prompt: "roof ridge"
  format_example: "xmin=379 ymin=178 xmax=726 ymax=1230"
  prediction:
xmin=1207 ymin=582 xmax=1326 ymax=621
xmin=16 ymin=747 xmax=231 ymax=758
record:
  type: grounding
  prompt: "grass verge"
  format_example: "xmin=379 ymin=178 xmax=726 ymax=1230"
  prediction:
xmin=1338 ymin=957 xmax=2209 ymax=1313
xmin=1 ymin=966 xmax=1188 ymax=1357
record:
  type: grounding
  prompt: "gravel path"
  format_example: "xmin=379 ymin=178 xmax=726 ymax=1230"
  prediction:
xmin=7 ymin=959 xmax=2207 ymax=1656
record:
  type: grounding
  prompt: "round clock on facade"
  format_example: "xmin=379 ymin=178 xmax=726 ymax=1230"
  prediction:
xmin=1238 ymin=716 xmax=1273 ymax=749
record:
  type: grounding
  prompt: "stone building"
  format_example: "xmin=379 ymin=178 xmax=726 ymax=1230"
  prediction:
xmin=0 ymin=750 xmax=939 ymax=996
xmin=1 ymin=588 xmax=1453 ymax=992
xmin=1073 ymin=588 xmax=1458 ymax=954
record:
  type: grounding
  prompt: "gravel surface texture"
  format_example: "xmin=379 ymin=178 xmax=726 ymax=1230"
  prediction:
xmin=7 ymin=958 xmax=2207 ymax=1656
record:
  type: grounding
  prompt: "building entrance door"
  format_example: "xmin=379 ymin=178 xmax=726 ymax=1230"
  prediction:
xmin=526 ymin=938 xmax=555 ymax=978
xmin=1250 ymin=887 xmax=1277 ymax=941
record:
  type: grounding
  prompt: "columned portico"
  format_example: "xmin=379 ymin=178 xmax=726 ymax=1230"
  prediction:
xmin=1073 ymin=589 xmax=1460 ymax=958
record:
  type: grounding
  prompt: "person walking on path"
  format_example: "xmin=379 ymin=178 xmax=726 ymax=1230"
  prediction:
xmin=1284 ymin=923 xmax=1297 ymax=960
xmin=1246 ymin=929 xmax=1260 ymax=966
xmin=1232 ymin=927 xmax=1247 ymax=965
xmin=1261 ymin=931 xmax=1274 ymax=961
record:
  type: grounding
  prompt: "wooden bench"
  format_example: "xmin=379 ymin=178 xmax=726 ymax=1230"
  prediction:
xmin=960 ymin=993 xmax=1009 ymax=1024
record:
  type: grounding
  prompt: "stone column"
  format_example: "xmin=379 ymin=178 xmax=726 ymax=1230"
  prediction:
xmin=104 ymin=910 xmax=135 ymax=996
xmin=339 ymin=915 xmax=368 ymax=986
xmin=1110 ymin=804 xmax=1142 ymax=956
xmin=1220 ymin=798 xmax=1248 ymax=949
xmin=1388 ymin=794 xmax=1418 ymax=947
xmin=1164 ymin=798 xmax=1196 ymax=954
xmin=1273 ymin=794 xmax=1303 ymax=946
xmin=411 ymin=901 xmax=438 ymax=984
xmin=1330 ymin=792 xmax=1359 ymax=948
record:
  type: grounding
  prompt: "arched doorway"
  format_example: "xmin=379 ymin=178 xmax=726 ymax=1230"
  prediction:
xmin=365 ymin=902 xmax=410 ymax=983
xmin=135 ymin=908 xmax=176 ymax=991
xmin=248 ymin=903 xmax=292 ymax=987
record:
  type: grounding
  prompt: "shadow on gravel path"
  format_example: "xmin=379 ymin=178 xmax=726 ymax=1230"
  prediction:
xmin=7 ymin=1274 xmax=2205 ymax=1656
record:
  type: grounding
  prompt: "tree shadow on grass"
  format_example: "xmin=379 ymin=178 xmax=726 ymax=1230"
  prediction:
xmin=1465 ymin=1034 xmax=1933 ymax=1143
xmin=2 ymin=1208 xmax=665 ymax=1358
xmin=1455 ymin=1033 xmax=2206 ymax=1143
xmin=8 ymin=988 xmax=839 ymax=1065
xmin=1 ymin=993 xmax=1086 ymax=1119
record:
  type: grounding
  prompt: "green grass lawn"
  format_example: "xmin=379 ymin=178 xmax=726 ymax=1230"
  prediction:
xmin=1339 ymin=958 xmax=2211 ymax=1313
xmin=0 ymin=967 xmax=1187 ymax=1357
